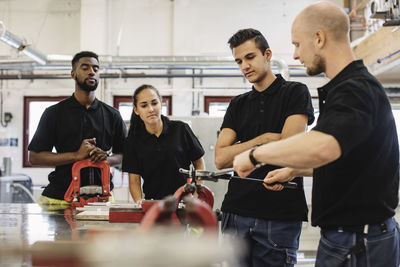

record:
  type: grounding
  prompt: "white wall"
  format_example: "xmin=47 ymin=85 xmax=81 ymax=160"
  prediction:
xmin=0 ymin=0 xmax=333 ymax=189
xmin=0 ymin=0 xmax=81 ymax=55
xmin=1 ymin=0 xmax=340 ymax=61
xmin=173 ymin=0 xmax=314 ymax=62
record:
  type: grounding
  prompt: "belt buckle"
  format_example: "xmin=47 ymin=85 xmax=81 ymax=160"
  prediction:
xmin=337 ymin=220 xmax=388 ymax=234
xmin=380 ymin=221 xmax=388 ymax=233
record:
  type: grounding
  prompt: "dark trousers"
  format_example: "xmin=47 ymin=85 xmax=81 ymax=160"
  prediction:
xmin=316 ymin=217 xmax=400 ymax=267
xmin=221 ymin=212 xmax=301 ymax=267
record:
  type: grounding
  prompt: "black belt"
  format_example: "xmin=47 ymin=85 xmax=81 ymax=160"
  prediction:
xmin=323 ymin=219 xmax=390 ymax=258
xmin=322 ymin=221 xmax=388 ymax=234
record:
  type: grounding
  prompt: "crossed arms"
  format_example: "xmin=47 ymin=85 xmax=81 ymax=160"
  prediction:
xmin=215 ymin=114 xmax=310 ymax=170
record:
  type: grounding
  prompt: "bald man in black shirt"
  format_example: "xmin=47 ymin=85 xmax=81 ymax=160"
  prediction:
xmin=233 ymin=2 xmax=400 ymax=266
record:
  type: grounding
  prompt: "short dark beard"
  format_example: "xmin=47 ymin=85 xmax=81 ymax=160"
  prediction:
xmin=75 ymin=75 xmax=98 ymax=92
xmin=307 ymin=54 xmax=326 ymax=76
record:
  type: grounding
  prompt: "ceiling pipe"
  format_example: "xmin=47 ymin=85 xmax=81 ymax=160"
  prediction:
xmin=271 ymin=57 xmax=289 ymax=80
xmin=0 ymin=54 xmax=317 ymax=80
xmin=0 ymin=54 xmax=290 ymax=74
xmin=0 ymin=21 xmax=47 ymax=65
xmin=0 ymin=70 xmax=317 ymax=80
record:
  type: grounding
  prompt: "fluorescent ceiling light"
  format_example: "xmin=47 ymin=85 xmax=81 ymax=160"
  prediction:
xmin=0 ymin=21 xmax=47 ymax=65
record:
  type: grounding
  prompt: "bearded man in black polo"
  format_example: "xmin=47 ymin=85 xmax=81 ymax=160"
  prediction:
xmin=29 ymin=51 xmax=127 ymax=205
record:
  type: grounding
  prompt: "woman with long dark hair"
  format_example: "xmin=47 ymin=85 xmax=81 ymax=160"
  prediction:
xmin=122 ymin=84 xmax=205 ymax=202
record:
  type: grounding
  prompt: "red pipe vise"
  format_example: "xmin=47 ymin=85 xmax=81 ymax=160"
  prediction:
xmin=64 ymin=159 xmax=111 ymax=207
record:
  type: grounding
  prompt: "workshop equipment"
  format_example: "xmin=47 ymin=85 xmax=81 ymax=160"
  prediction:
xmin=110 ymin=165 xmax=215 ymax=224
xmin=179 ymin=167 xmax=298 ymax=189
xmin=31 ymin=240 xmax=84 ymax=267
xmin=108 ymin=201 xmax=158 ymax=223
xmin=109 ymin=207 xmax=143 ymax=223
xmin=370 ymin=0 xmax=400 ymax=25
xmin=139 ymin=166 xmax=217 ymax=232
xmin=174 ymin=178 xmax=215 ymax=209
xmin=139 ymin=195 xmax=217 ymax=233
xmin=64 ymin=159 xmax=111 ymax=208
xmin=173 ymin=165 xmax=215 ymax=208
xmin=28 ymin=229 xmax=242 ymax=267
xmin=108 ymin=182 xmax=213 ymax=224
xmin=107 ymin=181 xmax=214 ymax=224
xmin=0 ymin=174 xmax=33 ymax=203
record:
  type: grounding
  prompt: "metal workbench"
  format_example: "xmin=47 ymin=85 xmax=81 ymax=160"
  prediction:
xmin=0 ymin=203 xmax=242 ymax=267
xmin=0 ymin=203 xmax=140 ymax=266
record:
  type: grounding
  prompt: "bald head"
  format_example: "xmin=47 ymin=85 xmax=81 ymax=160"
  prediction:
xmin=294 ymin=1 xmax=350 ymax=43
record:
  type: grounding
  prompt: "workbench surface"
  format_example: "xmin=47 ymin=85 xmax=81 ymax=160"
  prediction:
xmin=0 ymin=203 xmax=139 ymax=245
xmin=0 ymin=203 xmax=140 ymax=266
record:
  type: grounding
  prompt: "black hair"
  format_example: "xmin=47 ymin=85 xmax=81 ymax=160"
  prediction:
xmin=128 ymin=84 xmax=162 ymax=137
xmin=71 ymin=51 xmax=99 ymax=70
xmin=228 ymin=28 xmax=270 ymax=54
xmin=132 ymin=84 xmax=161 ymax=107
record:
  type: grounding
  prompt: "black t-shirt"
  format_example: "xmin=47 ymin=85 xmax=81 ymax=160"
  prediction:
xmin=312 ymin=60 xmax=399 ymax=227
xmin=122 ymin=115 xmax=205 ymax=200
xmin=221 ymin=75 xmax=315 ymax=221
xmin=28 ymin=94 xmax=127 ymax=200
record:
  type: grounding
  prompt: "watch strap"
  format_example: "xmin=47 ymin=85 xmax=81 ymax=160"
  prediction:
xmin=249 ymin=145 xmax=261 ymax=167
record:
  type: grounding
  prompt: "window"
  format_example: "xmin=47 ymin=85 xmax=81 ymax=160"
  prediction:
xmin=23 ymin=95 xmax=172 ymax=167
xmin=113 ymin=95 xmax=172 ymax=121
xmin=204 ymin=96 xmax=234 ymax=116
xmin=23 ymin=96 xmax=68 ymax=167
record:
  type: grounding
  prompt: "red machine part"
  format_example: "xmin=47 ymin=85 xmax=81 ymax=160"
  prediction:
xmin=115 ymin=177 xmax=215 ymax=226
xmin=195 ymin=184 xmax=214 ymax=209
xmin=31 ymin=241 xmax=84 ymax=267
xmin=108 ymin=200 xmax=159 ymax=223
xmin=182 ymin=197 xmax=218 ymax=233
xmin=64 ymin=159 xmax=111 ymax=207
xmin=173 ymin=182 xmax=214 ymax=209
xmin=139 ymin=196 xmax=181 ymax=232
xmin=141 ymin=200 xmax=159 ymax=212
xmin=139 ymin=195 xmax=217 ymax=233
xmin=109 ymin=208 xmax=144 ymax=223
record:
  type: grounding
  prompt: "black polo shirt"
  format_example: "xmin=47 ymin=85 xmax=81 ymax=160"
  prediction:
xmin=312 ymin=60 xmax=399 ymax=227
xmin=28 ymin=94 xmax=127 ymax=200
xmin=122 ymin=115 xmax=205 ymax=200
xmin=221 ymin=75 xmax=315 ymax=221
